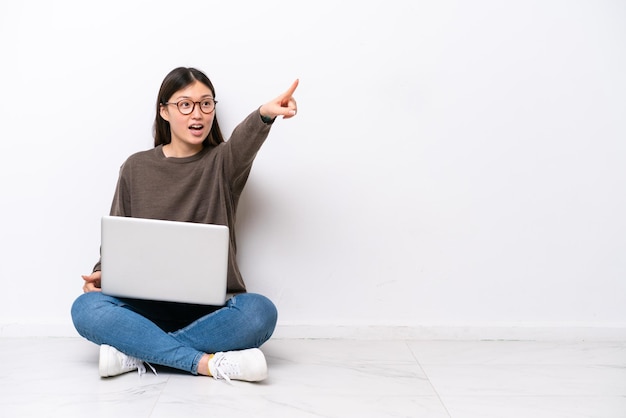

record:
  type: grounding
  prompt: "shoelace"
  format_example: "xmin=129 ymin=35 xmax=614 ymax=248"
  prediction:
xmin=210 ymin=353 xmax=240 ymax=383
xmin=124 ymin=355 xmax=157 ymax=377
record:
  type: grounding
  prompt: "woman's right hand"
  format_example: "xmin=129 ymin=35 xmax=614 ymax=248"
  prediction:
xmin=82 ymin=271 xmax=102 ymax=293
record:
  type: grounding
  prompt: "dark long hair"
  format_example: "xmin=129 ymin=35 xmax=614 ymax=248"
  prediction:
xmin=153 ymin=67 xmax=225 ymax=147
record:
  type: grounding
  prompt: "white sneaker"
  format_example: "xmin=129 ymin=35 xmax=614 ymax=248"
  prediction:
xmin=99 ymin=344 xmax=156 ymax=377
xmin=208 ymin=348 xmax=268 ymax=383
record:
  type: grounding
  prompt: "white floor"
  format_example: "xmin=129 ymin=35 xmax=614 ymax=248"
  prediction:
xmin=1 ymin=337 xmax=625 ymax=417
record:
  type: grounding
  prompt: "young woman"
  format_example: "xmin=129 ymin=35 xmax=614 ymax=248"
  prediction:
xmin=71 ymin=67 xmax=298 ymax=382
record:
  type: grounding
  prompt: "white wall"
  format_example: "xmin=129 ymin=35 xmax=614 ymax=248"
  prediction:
xmin=1 ymin=0 xmax=625 ymax=339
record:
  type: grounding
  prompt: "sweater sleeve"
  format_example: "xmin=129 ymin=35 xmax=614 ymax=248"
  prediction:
xmin=92 ymin=162 xmax=132 ymax=272
xmin=108 ymin=162 xmax=132 ymax=217
xmin=223 ymin=109 xmax=272 ymax=194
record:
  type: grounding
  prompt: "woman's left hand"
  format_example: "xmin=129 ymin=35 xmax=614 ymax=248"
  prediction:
xmin=259 ymin=79 xmax=299 ymax=120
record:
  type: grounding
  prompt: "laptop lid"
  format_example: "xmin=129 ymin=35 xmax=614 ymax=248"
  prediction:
xmin=100 ymin=216 xmax=229 ymax=306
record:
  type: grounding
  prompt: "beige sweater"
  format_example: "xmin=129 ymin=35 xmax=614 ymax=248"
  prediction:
xmin=94 ymin=109 xmax=272 ymax=293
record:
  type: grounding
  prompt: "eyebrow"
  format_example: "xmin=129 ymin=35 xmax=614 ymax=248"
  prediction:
xmin=174 ymin=94 xmax=214 ymax=100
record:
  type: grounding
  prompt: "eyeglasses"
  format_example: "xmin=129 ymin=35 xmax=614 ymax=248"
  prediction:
xmin=163 ymin=98 xmax=218 ymax=115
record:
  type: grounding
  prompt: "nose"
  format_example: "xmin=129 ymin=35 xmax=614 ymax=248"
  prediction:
xmin=191 ymin=103 xmax=204 ymax=117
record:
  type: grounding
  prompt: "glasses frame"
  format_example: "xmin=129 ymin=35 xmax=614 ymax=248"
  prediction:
xmin=163 ymin=98 xmax=218 ymax=115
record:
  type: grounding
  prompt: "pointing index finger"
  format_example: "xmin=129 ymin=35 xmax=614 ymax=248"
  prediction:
xmin=280 ymin=79 xmax=299 ymax=105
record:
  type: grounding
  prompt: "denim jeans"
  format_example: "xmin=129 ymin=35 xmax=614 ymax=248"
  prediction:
xmin=71 ymin=292 xmax=278 ymax=375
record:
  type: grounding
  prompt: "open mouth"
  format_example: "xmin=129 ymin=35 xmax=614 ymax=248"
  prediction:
xmin=189 ymin=124 xmax=204 ymax=131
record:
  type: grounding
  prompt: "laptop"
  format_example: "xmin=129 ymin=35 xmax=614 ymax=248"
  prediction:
xmin=100 ymin=216 xmax=229 ymax=306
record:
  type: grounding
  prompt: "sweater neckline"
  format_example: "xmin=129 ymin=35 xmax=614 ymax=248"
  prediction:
xmin=155 ymin=144 xmax=211 ymax=163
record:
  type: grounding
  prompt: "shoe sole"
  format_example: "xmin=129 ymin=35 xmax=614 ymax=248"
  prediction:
xmin=99 ymin=344 xmax=116 ymax=377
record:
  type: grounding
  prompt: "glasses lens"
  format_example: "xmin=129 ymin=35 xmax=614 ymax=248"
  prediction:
xmin=177 ymin=100 xmax=194 ymax=115
xmin=200 ymin=100 xmax=215 ymax=114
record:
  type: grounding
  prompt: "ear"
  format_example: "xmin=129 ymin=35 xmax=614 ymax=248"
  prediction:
xmin=159 ymin=104 xmax=170 ymax=122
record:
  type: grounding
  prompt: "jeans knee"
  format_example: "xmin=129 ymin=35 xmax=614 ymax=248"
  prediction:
xmin=70 ymin=292 xmax=116 ymax=339
xmin=234 ymin=293 xmax=278 ymax=341
xmin=252 ymin=294 xmax=278 ymax=329
xmin=71 ymin=293 xmax=89 ymax=325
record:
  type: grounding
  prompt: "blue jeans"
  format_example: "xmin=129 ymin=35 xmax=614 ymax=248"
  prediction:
xmin=71 ymin=292 xmax=277 ymax=375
